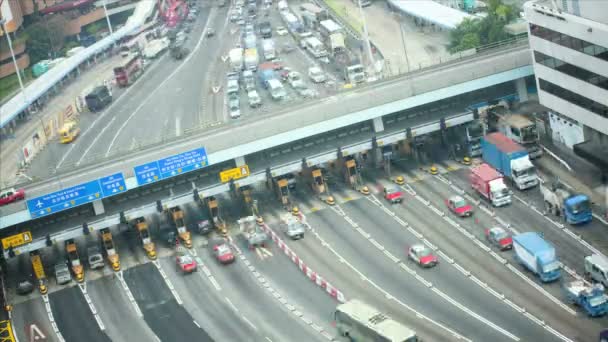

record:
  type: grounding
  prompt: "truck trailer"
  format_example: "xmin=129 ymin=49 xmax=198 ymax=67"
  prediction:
xmin=470 ymin=163 xmax=511 ymax=207
xmin=513 ymin=232 xmax=561 ymax=282
xmin=540 ymin=177 xmax=592 ymax=225
xmin=229 ymin=48 xmax=244 ymax=71
xmin=481 ymin=132 xmax=538 ymax=190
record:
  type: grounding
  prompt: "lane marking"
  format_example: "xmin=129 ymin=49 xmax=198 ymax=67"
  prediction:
xmin=193 ymin=320 xmax=201 ymax=329
xmin=116 ymin=270 xmax=143 ymax=317
xmin=302 ymin=219 xmax=472 ymax=341
xmin=332 ymin=203 xmax=520 ymax=341
xmin=225 ymin=297 xmax=238 ymax=313
xmin=195 ymin=256 xmax=222 ymax=291
xmin=77 ymin=283 xmax=105 ymax=331
xmin=242 ymin=316 xmax=258 ymax=331
xmin=41 ymin=294 xmax=66 ymax=342
xmin=76 ymin=117 xmax=116 ymax=165
xmin=103 ymin=8 xmax=216 ymax=157
xmin=152 ymin=260 xmax=183 ymax=305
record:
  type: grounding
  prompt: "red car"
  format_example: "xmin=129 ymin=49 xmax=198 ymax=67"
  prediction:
xmin=446 ymin=195 xmax=473 ymax=217
xmin=383 ymin=187 xmax=403 ymax=204
xmin=176 ymin=247 xmax=197 ymax=273
xmin=0 ymin=188 xmax=25 ymax=206
xmin=213 ymin=242 xmax=235 ymax=264
xmin=485 ymin=227 xmax=513 ymax=251
xmin=408 ymin=244 xmax=438 ymax=268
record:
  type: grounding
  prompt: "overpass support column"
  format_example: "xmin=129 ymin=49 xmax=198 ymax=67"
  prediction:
xmin=234 ymin=156 xmax=246 ymax=167
xmin=93 ymin=200 xmax=105 ymax=216
xmin=515 ymin=78 xmax=528 ymax=103
xmin=373 ymin=118 xmax=385 ymax=168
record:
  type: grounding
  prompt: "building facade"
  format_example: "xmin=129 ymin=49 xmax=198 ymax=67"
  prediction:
xmin=524 ymin=0 xmax=608 ymax=150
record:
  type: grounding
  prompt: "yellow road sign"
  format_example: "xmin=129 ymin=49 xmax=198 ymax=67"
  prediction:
xmin=30 ymin=254 xmax=46 ymax=280
xmin=219 ymin=165 xmax=250 ymax=183
xmin=1 ymin=232 xmax=32 ymax=250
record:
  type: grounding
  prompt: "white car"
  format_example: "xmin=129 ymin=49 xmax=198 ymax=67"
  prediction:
xmin=286 ymin=71 xmax=305 ymax=89
xmin=248 ymin=90 xmax=262 ymax=108
xmin=276 ymin=26 xmax=288 ymax=36
xmin=228 ymin=94 xmax=241 ymax=118
xmin=308 ymin=66 xmax=326 ymax=83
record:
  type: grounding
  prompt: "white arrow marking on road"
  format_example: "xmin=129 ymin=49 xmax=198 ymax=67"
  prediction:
xmin=212 ymin=86 xmax=221 ymax=93
xmin=221 ymin=55 xmax=229 ymax=62
xmin=29 ymin=323 xmax=47 ymax=341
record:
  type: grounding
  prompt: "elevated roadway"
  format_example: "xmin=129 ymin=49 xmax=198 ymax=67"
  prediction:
xmin=0 ymin=40 xmax=532 ymax=229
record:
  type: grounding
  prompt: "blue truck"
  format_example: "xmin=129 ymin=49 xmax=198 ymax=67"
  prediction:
xmin=481 ymin=132 xmax=538 ymax=190
xmin=540 ymin=178 xmax=593 ymax=224
xmin=513 ymin=232 xmax=561 ymax=282
xmin=563 ymin=280 xmax=608 ymax=317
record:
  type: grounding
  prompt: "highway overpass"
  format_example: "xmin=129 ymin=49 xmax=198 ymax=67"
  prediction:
xmin=0 ymin=39 xmax=533 ymax=236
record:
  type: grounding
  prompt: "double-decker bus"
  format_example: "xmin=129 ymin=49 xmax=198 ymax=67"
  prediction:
xmin=334 ymin=299 xmax=418 ymax=342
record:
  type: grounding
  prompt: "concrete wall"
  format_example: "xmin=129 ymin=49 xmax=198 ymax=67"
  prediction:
xmin=0 ymin=53 xmax=30 ymax=78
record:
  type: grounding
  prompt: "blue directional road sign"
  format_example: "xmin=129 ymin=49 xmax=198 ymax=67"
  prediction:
xmin=158 ymin=147 xmax=208 ymax=179
xmin=133 ymin=147 xmax=208 ymax=186
xmin=133 ymin=161 xmax=161 ymax=186
xmin=99 ymin=173 xmax=127 ymax=198
xmin=27 ymin=180 xmax=103 ymax=219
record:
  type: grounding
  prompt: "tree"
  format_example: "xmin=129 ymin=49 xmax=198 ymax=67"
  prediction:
xmin=85 ymin=22 xmax=104 ymax=37
xmin=25 ymin=14 xmax=67 ymax=63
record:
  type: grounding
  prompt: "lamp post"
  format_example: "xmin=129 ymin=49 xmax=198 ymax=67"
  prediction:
xmin=102 ymin=0 xmax=113 ymax=34
xmin=0 ymin=19 xmax=27 ymax=101
xmin=356 ymin=0 xmax=375 ymax=79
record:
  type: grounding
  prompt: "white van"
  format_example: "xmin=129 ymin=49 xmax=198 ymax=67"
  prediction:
xmin=267 ymin=79 xmax=286 ymax=100
xmin=278 ymin=0 xmax=288 ymax=12
xmin=585 ymin=254 xmax=608 ymax=287
xmin=304 ymin=37 xmax=327 ymax=58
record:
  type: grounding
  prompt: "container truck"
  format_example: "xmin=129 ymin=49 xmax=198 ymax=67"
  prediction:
xmin=244 ymin=48 xmax=259 ymax=70
xmin=481 ymin=132 xmax=538 ymax=190
xmin=143 ymin=38 xmax=170 ymax=59
xmin=513 ymin=232 xmax=561 ymax=282
xmin=229 ymin=48 xmax=244 ymax=71
xmin=470 ymin=163 xmax=511 ymax=207
xmin=540 ymin=177 xmax=593 ymax=225
xmin=563 ymin=280 xmax=608 ymax=317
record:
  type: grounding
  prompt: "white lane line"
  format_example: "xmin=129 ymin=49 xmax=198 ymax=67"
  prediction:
xmin=242 ymin=316 xmax=258 ymax=331
xmin=76 ymin=116 xmax=116 ymax=165
xmin=193 ymin=320 xmax=201 ymax=329
xmin=41 ymin=294 xmax=66 ymax=342
xmin=175 ymin=116 xmax=181 ymax=137
xmin=116 ymin=270 xmax=143 ymax=317
xmin=102 ymin=9 xmax=215 ymax=157
xmin=303 ymin=219 xmax=472 ymax=342
xmin=152 ymin=260 xmax=183 ymax=305
xmin=265 ymin=337 xmax=273 ymax=342
xmin=334 ymin=202 xmax=519 ymax=341
xmin=225 ymin=297 xmax=239 ymax=313
xmin=78 ymin=282 xmax=106 ymax=331
xmin=195 ymin=256 xmax=222 ymax=291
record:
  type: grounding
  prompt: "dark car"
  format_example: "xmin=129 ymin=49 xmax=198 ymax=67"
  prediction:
xmin=259 ymin=21 xmax=272 ymax=38
xmin=160 ymin=226 xmax=178 ymax=247
xmin=16 ymin=279 xmax=34 ymax=295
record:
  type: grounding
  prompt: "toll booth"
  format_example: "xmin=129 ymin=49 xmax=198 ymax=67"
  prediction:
xmin=133 ymin=217 xmax=156 ymax=260
xmin=206 ymin=197 xmax=227 ymax=236
xmin=310 ymin=168 xmax=327 ymax=195
xmin=169 ymin=207 xmax=192 ymax=248
xmin=274 ymin=178 xmax=291 ymax=207
xmin=343 ymin=157 xmax=361 ymax=189
xmin=100 ymin=228 xmax=121 ymax=271
xmin=65 ymin=239 xmax=84 ymax=282
xmin=29 ymin=251 xmax=48 ymax=294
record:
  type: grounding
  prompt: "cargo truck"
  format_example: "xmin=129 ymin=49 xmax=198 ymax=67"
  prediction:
xmin=513 ymin=232 xmax=561 ymax=282
xmin=481 ymin=132 xmax=538 ymax=190
xmin=332 ymin=52 xmax=365 ymax=84
xmin=489 ymin=107 xmax=542 ymax=159
xmin=143 ymin=38 xmax=170 ymax=59
xmin=563 ymin=280 xmax=608 ymax=317
xmin=229 ymin=48 xmax=244 ymax=71
xmin=540 ymin=177 xmax=592 ymax=225
xmin=470 ymin=163 xmax=511 ymax=207
xmin=262 ymin=39 xmax=276 ymax=60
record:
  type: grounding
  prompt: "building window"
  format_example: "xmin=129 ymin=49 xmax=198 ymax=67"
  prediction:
xmin=529 ymin=24 xmax=608 ymax=61
xmin=534 ymin=51 xmax=608 ymax=91
xmin=539 ymin=78 xmax=608 ymax=119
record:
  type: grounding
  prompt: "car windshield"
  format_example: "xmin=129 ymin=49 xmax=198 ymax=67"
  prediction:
xmin=454 ymin=199 xmax=466 ymax=208
xmin=494 ymin=231 xmax=509 ymax=240
xmin=179 ymin=255 xmax=193 ymax=264
xmin=542 ymin=261 xmax=560 ymax=273
xmin=571 ymin=200 xmax=590 ymax=214
xmin=216 ymin=245 xmax=231 ymax=255
xmin=417 ymin=248 xmax=432 ymax=257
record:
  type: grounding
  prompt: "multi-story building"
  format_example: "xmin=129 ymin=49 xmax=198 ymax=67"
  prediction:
xmin=0 ymin=0 xmax=29 ymax=79
xmin=524 ymin=0 xmax=608 ymax=162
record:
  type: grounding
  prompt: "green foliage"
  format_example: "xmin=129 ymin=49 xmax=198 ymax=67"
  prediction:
xmin=85 ymin=22 xmax=104 ymax=36
xmin=449 ymin=0 xmax=518 ymax=53
xmin=0 ymin=68 xmax=32 ymax=103
xmin=25 ymin=15 xmax=67 ymax=63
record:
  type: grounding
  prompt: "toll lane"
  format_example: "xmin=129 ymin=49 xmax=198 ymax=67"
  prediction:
xmin=158 ymin=254 xmax=261 ymax=342
xmin=304 ymin=208 xmax=513 ymax=342
xmin=196 ymin=237 xmax=328 ymax=342
xmin=49 ymin=286 xmax=111 ymax=342
xmin=402 ymin=171 xmax=603 ymax=339
xmin=86 ymin=275 xmax=158 ymax=342
xmin=344 ymin=195 xmax=568 ymax=341
xmin=124 ymin=262 xmax=212 ymax=341
xmin=444 ymin=168 xmax=598 ymax=277
xmin=11 ymin=297 xmax=58 ymax=342
xmin=232 ymin=213 xmax=337 ymax=330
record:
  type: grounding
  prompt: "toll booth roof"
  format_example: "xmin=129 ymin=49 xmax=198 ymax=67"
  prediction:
xmin=573 ymin=140 xmax=608 ymax=171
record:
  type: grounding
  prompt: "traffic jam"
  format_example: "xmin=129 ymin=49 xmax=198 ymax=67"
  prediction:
xmin=3 ymin=105 xmax=608 ymax=341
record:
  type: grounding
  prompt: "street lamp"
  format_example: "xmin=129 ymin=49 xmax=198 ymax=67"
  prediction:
xmin=0 ymin=19 xmax=27 ymax=103
xmin=356 ymin=0 xmax=375 ymax=80
xmin=102 ymin=0 xmax=114 ymax=34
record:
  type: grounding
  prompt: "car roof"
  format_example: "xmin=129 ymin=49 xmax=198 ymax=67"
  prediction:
xmin=449 ymin=195 xmax=464 ymax=202
xmin=489 ymin=227 xmax=506 ymax=234
xmin=411 ymin=244 xmax=427 ymax=252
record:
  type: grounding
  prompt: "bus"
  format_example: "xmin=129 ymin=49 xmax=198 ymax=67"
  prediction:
xmin=58 ymin=121 xmax=80 ymax=144
xmin=113 ymin=54 xmax=143 ymax=87
xmin=334 ymin=299 xmax=418 ymax=342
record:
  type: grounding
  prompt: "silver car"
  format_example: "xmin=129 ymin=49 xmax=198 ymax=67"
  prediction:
xmin=228 ymin=94 xmax=241 ymax=118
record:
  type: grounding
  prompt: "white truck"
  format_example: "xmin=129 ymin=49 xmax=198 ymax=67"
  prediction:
xmin=229 ymin=48 xmax=244 ymax=71
xmin=262 ymin=39 xmax=276 ymax=60
xmin=143 ymin=38 xmax=170 ymax=59
xmin=281 ymin=215 xmax=305 ymax=239
xmin=244 ymin=48 xmax=259 ymax=70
